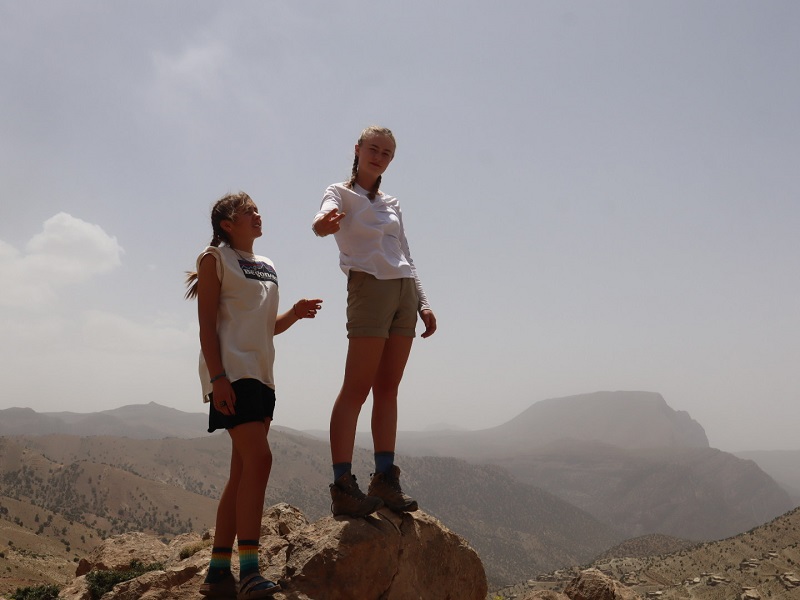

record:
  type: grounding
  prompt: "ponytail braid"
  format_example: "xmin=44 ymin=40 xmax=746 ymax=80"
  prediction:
xmin=346 ymin=155 xmax=359 ymax=191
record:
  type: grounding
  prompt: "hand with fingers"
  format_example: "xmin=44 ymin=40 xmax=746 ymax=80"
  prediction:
xmin=293 ymin=298 xmax=324 ymax=319
xmin=212 ymin=377 xmax=236 ymax=415
xmin=420 ymin=309 xmax=437 ymax=338
xmin=313 ymin=208 xmax=346 ymax=237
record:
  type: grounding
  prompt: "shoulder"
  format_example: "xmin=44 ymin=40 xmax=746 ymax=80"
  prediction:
xmin=197 ymin=245 xmax=223 ymax=264
xmin=324 ymin=182 xmax=351 ymax=197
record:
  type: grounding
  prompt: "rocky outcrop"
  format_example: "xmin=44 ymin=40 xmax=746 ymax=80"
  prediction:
xmin=59 ymin=503 xmax=487 ymax=600
xmin=562 ymin=568 xmax=642 ymax=600
xmin=75 ymin=531 xmax=174 ymax=576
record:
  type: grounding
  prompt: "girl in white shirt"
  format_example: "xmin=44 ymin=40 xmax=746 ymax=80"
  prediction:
xmin=313 ymin=126 xmax=437 ymax=517
xmin=187 ymin=192 xmax=322 ymax=599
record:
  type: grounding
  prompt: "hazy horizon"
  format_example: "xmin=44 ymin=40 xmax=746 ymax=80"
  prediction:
xmin=2 ymin=2 xmax=799 ymax=452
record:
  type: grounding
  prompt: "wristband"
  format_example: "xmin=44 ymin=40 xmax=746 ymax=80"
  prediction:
xmin=210 ymin=372 xmax=227 ymax=384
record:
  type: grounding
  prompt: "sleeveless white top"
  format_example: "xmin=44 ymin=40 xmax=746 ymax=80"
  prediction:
xmin=197 ymin=245 xmax=279 ymax=402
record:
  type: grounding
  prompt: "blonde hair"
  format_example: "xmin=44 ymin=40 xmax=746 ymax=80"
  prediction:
xmin=184 ymin=192 xmax=255 ymax=299
xmin=345 ymin=125 xmax=396 ymax=200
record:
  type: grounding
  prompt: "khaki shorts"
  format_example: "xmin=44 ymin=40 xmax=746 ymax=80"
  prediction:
xmin=346 ymin=271 xmax=418 ymax=338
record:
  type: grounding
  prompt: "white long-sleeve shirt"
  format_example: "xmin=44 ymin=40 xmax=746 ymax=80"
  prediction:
xmin=314 ymin=182 xmax=431 ymax=311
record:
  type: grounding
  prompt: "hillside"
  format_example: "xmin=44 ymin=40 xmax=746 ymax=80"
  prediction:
xmin=490 ymin=440 xmax=794 ymax=540
xmin=0 ymin=430 xmax=619 ymax=593
xmin=494 ymin=505 xmax=800 ymax=599
xmin=736 ymin=449 xmax=800 ymax=503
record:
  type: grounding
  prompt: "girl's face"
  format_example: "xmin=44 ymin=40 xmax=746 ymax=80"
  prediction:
xmin=355 ymin=134 xmax=395 ymax=180
xmin=224 ymin=203 xmax=262 ymax=242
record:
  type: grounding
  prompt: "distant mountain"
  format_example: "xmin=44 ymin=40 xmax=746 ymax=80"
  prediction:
xmin=0 ymin=402 xmax=208 ymax=439
xmin=380 ymin=391 xmax=709 ymax=459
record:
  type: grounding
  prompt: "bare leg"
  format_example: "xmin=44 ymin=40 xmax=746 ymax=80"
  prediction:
xmin=228 ymin=419 xmax=273 ymax=541
xmin=211 ymin=444 xmax=242 ymax=549
xmin=371 ymin=334 xmax=413 ymax=453
xmin=330 ymin=337 xmax=386 ymax=464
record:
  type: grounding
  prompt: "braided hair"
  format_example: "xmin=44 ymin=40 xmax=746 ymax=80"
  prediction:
xmin=345 ymin=125 xmax=396 ymax=201
xmin=184 ymin=192 xmax=255 ymax=299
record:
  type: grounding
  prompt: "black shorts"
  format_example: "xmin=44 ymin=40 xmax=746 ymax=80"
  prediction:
xmin=208 ymin=378 xmax=276 ymax=433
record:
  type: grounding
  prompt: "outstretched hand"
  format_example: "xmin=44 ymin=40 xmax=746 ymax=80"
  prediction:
xmin=420 ymin=309 xmax=437 ymax=338
xmin=314 ymin=209 xmax=346 ymax=236
xmin=293 ymin=298 xmax=323 ymax=319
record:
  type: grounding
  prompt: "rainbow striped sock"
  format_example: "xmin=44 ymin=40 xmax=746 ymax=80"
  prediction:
xmin=204 ymin=546 xmax=232 ymax=583
xmin=238 ymin=539 xmax=260 ymax=577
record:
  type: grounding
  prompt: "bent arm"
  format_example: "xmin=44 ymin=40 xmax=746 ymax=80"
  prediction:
xmin=274 ymin=298 xmax=323 ymax=335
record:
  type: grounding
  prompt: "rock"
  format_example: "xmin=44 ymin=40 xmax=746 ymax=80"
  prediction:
xmin=280 ymin=507 xmax=486 ymax=599
xmin=563 ymin=568 xmax=642 ymax=600
xmin=57 ymin=575 xmax=92 ymax=600
xmin=62 ymin=503 xmax=487 ymax=600
xmin=75 ymin=531 xmax=170 ymax=576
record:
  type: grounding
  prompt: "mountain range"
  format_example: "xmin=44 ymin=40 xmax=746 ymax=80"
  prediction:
xmin=1 ymin=390 xmax=798 ymax=593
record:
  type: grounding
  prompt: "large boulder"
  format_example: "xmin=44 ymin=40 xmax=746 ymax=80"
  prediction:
xmin=279 ymin=505 xmax=485 ymax=599
xmin=60 ymin=503 xmax=487 ymax=600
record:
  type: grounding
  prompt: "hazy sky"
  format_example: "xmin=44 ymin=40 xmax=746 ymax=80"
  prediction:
xmin=1 ymin=1 xmax=798 ymax=452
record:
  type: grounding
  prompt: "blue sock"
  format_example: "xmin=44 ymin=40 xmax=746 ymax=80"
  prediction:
xmin=333 ymin=462 xmax=352 ymax=481
xmin=374 ymin=451 xmax=395 ymax=474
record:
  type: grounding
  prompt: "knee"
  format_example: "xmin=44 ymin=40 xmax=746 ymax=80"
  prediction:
xmin=242 ymin=446 xmax=272 ymax=474
xmin=336 ymin=385 xmax=372 ymax=407
xmin=372 ymin=382 xmax=400 ymax=400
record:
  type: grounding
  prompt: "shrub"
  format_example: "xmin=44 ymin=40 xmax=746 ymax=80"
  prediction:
xmin=179 ymin=539 xmax=211 ymax=560
xmin=86 ymin=559 xmax=164 ymax=600
xmin=10 ymin=584 xmax=61 ymax=600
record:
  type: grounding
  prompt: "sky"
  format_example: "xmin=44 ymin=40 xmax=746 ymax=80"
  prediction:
xmin=1 ymin=1 xmax=798 ymax=452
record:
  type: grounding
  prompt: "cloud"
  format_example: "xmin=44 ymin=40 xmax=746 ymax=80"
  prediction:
xmin=0 ymin=212 xmax=123 ymax=309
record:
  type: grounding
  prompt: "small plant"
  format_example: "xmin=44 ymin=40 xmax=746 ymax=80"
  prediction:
xmin=86 ymin=559 xmax=164 ymax=600
xmin=10 ymin=584 xmax=61 ymax=600
xmin=179 ymin=539 xmax=212 ymax=560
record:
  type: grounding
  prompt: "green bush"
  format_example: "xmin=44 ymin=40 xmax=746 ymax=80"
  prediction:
xmin=86 ymin=559 xmax=164 ymax=600
xmin=10 ymin=584 xmax=61 ymax=600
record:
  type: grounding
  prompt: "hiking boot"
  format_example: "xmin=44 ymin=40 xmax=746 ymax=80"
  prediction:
xmin=330 ymin=472 xmax=383 ymax=517
xmin=368 ymin=465 xmax=418 ymax=512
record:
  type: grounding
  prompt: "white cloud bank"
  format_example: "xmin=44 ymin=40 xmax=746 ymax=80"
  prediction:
xmin=0 ymin=212 xmax=123 ymax=309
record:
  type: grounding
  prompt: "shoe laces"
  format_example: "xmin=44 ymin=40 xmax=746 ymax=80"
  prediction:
xmin=374 ymin=471 xmax=404 ymax=494
xmin=339 ymin=474 xmax=367 ymax=499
